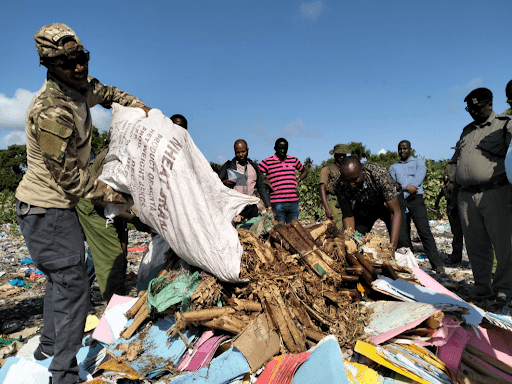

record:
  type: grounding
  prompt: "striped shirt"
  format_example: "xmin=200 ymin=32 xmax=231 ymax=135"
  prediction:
xmin=258 ymin=154 xmax=304 ymax=203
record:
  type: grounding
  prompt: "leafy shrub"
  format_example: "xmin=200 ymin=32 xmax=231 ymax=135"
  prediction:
xmin=423 ymin=159 xmax=449 ymax=220
xmin=0 ymin=189 xmax=17 ymax=225
xmin=298 ymin=165 xmax=324 ymax=221
xmin=0 ymin=144 xmax=27 ymax=191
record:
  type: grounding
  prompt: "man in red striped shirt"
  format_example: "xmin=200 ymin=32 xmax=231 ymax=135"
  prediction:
xmin=259 ymin=138 xmax=308 ymax=223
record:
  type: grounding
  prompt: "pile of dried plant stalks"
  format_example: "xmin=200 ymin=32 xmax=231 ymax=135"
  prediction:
xmin=122 ymin=220 xmax=410 ymax=354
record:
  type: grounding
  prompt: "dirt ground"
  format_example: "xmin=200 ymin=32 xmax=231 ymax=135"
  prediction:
xmin=0 ymin=219 xmax=472 ymax=366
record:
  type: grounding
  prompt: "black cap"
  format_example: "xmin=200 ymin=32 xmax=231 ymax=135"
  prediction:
xmin=506 ymin=80 xmax=512 ymax=99
xmin=464 ymin=88 xmax=493 ymax=105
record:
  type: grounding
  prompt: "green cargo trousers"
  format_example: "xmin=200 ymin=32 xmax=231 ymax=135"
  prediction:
xmin=327 ymin=194 xmax=343 ymax=230
xmin=76 ymin=199 xmax=127 ymax=301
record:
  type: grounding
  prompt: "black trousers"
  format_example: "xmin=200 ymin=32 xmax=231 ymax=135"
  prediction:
xmin=402 ymin=194 xmax=444 ymax=269
xmin=240 ymin=204 xmax=259 ymax=220
xmin=447 ymin=204 xmax=464 ymax=262
xmin=17 ymin=200 xmax=89 ymax=384
xmin=353 ymin=194 xmax=410 ymax=249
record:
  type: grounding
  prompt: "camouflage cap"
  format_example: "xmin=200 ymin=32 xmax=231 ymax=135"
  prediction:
xmin=329 ymin=144 xmax=349 ymax=155
xmin=34 ymin=23 xmax=83 ymax=58
xmin=464 ymin=88 xmax=493 ymax=105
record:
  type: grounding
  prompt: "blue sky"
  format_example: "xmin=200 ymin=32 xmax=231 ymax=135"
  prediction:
xmin=1 ymin=0 xmax=511 ymax=166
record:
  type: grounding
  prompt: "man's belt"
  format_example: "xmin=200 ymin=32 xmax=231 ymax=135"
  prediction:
xmin=16 ymin=202 xmax=47 ymax=216
xmin=462 ymin=178 xmax=509 ymax=194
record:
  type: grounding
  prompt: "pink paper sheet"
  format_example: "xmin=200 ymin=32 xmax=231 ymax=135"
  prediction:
xmin=92 ymin=294 xmax=136 ymax=344
xmin=371 ymin=312 xmax=436 ymax=345
xmin=411 ymin=267 xmax=461 ymax=301
xmin=437 ymin=325 xmax=470 ymax=374
xmin=466 ymin=326 xmax=512 ymax=381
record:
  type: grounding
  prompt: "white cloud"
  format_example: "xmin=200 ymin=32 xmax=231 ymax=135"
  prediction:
xmin=4 ymin=131 xmax=27 ymax=146
xmin=0 ymin=89 xmax=35 ymax=130
xmin=448 ymin=78 xmax=483 ymax=95
xmin=300 ymin=1 xmax=324 ymax=20
xmin=0 ymin=88 xmax=111 ymax=134
xmin=281 ymin=118 xmax=322 ymax=139
xmin=377 ymin=148 xmax=387 ymax=155
xmin=282 ymin=118 xmax=305 ymax=135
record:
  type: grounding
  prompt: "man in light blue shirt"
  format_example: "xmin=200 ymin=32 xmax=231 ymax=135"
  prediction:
xmin=390 ymin=140 xmax=445 ymax=273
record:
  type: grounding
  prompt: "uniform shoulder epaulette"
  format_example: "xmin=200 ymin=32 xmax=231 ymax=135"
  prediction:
xmin=326 ymin=162 xmax=339 ymax=171
xmin=496 ymin=114 xmax=512 ymax=120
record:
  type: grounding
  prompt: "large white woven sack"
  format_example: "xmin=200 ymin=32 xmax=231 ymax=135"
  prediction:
xmin=99 ymin=104 xmax=259 ymax=282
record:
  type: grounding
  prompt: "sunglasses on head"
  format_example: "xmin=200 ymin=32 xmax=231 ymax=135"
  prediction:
xmin=53 ymin=50 xmax=90 ymax=71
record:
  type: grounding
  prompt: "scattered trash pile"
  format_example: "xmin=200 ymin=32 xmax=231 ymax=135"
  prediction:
xmin=2 ymin=216 xmax=512 ymax=383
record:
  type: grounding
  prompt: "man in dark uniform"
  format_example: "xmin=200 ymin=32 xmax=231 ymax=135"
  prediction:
xmin=453 ymin=88 xmax=512 ymax=310
xmin=434 ymin=160 xmax=464 ymax=265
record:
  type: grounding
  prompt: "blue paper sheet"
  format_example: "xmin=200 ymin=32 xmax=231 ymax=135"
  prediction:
xmin=108 ymin=317 xmax=199 ymax=378
xmin=292 ymin=336 xmax=350 ymax=384
xmin=161 ymin=346 xmax=250 ymax=384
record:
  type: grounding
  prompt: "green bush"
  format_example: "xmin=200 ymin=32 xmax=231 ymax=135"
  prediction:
xmin=423 ymin=159 xmax=449 ymax=220
xmin=298 ymin=165 xmax=324 ymax=221
xmin=0 ymin=189 xmax=17 ymax=225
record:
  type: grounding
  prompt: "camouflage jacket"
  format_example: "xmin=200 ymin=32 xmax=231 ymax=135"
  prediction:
xmin=16 ymin=74 xmax=146 ymax=209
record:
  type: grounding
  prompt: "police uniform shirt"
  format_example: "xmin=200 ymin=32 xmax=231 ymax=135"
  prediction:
xmin=454 ymin=111 xmax=512 ymax=187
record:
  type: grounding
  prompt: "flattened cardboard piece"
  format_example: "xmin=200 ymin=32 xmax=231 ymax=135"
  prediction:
xmin=437 ymin=326 xmax=470 ymax=375
xmin=185 ymin=335 xmax=229 ymax=371
xmin=233 ymin=313 xmax=281 ymax=372
xmin=354 ymin=341 xmax=455 ymax=384
xmin=344 ymin=361 xmax=379 ymax=384
xmin=162 ymin=346 xmax=250 ymax=383
xmin=412 ymin=267 xmax=462 ymax=301
xmin=2 ymin=357 xmax=50 ymax=384
xmin=176 ymin=330 xmax=215 ymax=370
xmin=292 ymin=336 xmax=349 ymax=384
xmin=273 ymin=352 xmax=310 ymax=384
xmin=372 ymin=277 xmax=483 ymax=327
xmin=254 ymin=358 xmax=279 ymax=384
xmin=84 ymin=314 xmax=99 ymax=332
xmin=108 ymin=317 xmax=199 ymax=377
xmin=97 ymin=358 xmax=143 ymax=380
xmin=365 ymin=301 xmax=442 ymax=344
xmin=465 ymin=326 xmax=512 ymax=381
xmin=92 ymin=294 xmax=136 ymax=344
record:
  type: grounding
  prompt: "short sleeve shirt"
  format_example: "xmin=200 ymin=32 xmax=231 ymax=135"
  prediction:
xmin=258 ymin=154 xmax=304 ymax=203
xmin=319 ymin=163 xmax=341 ymax=195
xmin=454 ymin=112 xmax=512 ymax=187
xmin=334 ymin=163 xmax=400 ymax=208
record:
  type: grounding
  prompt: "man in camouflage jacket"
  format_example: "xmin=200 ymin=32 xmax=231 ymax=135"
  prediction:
xmin=15 ymin=23 xmax=150 ymax=384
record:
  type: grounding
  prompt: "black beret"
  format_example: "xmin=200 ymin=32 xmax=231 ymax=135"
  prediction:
xmin=464 ymin=88 xmax=493 ymax=105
